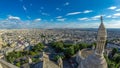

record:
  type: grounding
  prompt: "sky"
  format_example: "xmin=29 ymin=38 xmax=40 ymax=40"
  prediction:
xmin=0 ymin=0 xmax=120 ymax=29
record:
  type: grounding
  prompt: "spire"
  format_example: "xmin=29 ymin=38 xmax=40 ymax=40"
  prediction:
xmin=99 ymin=16 xmax=105 ymax=30
xmin=100 ymin=16 xmax=103 ymax=23
xmin=95 ymin=16 xmax=107 ymax=56
xmin=98 ymin=16 xmax=107 ymax=36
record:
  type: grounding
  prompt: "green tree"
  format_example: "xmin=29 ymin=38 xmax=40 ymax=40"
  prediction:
xmin=16 ymin=62 xmax=21 ymax=67
xmin=54 ymin=55 xmax=61 ymax=61
xmin=74 ymin=44 xmax=80 ymax=52
xmin=32 ymin=43 xmax=44 ymax=52
xmin=111 ymin=48 xmax=118 ymax=58
xmin=64 ymin=46 xmax=75 ymax=57
xmin=114 ymin=55 xmax=120 ymax=63
xmin=78 ymin=43 xmax=88 ymax=50
xmin=29 ymin=51 xmax=36 ymax=56
xmin=51 ymin=42 xmax=64 ymax=52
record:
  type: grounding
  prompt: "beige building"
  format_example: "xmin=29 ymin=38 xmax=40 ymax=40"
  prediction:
xmin=76 ymin=16 xmax=108 ymax=68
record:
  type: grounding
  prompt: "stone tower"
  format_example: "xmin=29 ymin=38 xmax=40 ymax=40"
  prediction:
xmin=76 ymin=16 xmax=108 ymax=68
xmin=95 ymin=16 xmax=107 ymax=56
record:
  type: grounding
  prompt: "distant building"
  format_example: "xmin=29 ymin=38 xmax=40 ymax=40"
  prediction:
xmin=76 ymin=16 xmax=108 ymax=68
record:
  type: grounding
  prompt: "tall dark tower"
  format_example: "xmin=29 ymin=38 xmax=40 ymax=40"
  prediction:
xmin=95 ymin=16 xmax=107 ymax=56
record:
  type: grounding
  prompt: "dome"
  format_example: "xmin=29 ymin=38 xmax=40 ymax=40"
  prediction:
xmin=81 ymin=54 xmax=108 ymax=68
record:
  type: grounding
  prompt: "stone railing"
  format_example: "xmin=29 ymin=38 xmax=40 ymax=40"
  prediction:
xmin=0 ymin=59 xmax=18 ymax=68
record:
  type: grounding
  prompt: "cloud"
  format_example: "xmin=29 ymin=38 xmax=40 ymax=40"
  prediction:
xmin=66 ymin=10 xmax=93 ymax=16
xmin=23 ymin=5 xmax=27 ymax=11
xmin=113 ymin=13 xmax=120 ymax=17
xmin=0 ymin=16 xmax=22 ymax=29
xmin=66 ymin=12 xmax=81 ymax=16
xmin=41 ymin=12 xmax=49 ymax=16
xmin=83 ymin=10 xmax=93 ymax=13
xmin=91 ymin=15 xmax=105 ymax=20
xmin=56 ymin=16 xmax=65 ymax=22
xmin=105 ymin=20 xmax=120 ymax=28
xmin=0 ymin=16 xmax=43 ymax=29
xmin=78 ymin=17 xmax=89 ymax=21
xmin=108 ymin=6 xmax=117 ymax=10
xmin=56 ymin=8 xmax=61 ymax=11
xmin=1 ymin=16 xmax=120 ymax=29
xmin=106 ymin=15 xmax=112 ymax=18
xmin=116 ymin=9 xmax=120 ymax=11
xmin=64 ymin=2 xmax=70 ymax=6
xmin=8 ymin=15 xmax=21 ymax=20
xmin=91 ymin=15 xmax=101 ymax=20
xmin=57 ymin=18 xmax=65 ymax=22
xmin=34 ymin=18 xmax=41 ymax=22
xmin=56 ymin=16 xmax=62 ymax=18
xmin=27 ymin=16 xmax=31 ymax=19
xmin=105 ymin=13 xmax=120 ymax=18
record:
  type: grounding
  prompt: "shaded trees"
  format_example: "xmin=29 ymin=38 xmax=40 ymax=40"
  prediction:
xmin=50 ymin=42 xmax=94 ymax=58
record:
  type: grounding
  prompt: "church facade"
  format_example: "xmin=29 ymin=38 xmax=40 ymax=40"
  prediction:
xmin=76 ymin=16 xmax=108 ymax=68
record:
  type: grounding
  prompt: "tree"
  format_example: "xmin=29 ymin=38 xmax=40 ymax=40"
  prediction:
xmin=29 ymin=51 xmax=36 ymax=56
xmin=74 ymin=44 xmax=80 ymax=52
xmin=16 ymin=62 xmax=21 ymax=67
xmin=114 ymin=55 xmax=120 ymax=63
xmin=78 ymin=43 xmax=88 ymax=50
xmin=54 ymin=55 xmax=61 ymax=61
xmin=32 ymin=43 xmax=44 ymax=52
xmin=51 ymin=42 xmax=64 ymax=52
xmin=64 ymin=46 xmax=75 ymax=58
xmin=111 ymin=48 xmax=118 ymax=58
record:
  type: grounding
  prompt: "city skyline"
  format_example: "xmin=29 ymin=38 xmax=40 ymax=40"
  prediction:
xmin=0 ymin=0 xmax=120 ymax=29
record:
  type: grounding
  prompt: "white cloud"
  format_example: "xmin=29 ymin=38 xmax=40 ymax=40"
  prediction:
xmin=116 ymin=9 xmax=120 ymax=11
xmin=64 ymin=2 xmax=70 ymax=6
xmin=41 ymin=12 xmax=49 ymax=16
xmin=91 ymin=15 xmax=101 ymax=20
xmin=106 ymin=15 xmax=112 ymax=18
xmin=66 ymin=12 xmax=81 ymax=16
xmin=108 ymin=6 xmax=117 ymax=10
xmin=56 ymin=16 xmax=62 ymax=18
xmin=78 ymin=17 xmax=89 ymax=21
xmin=0 ymin=15 xmax=42 ymax=29
xmin=34 ymin=18 xmax=41 ymax=22
xmin=27 ymin=16 xmax=31 ymax=19
xmin=57 ymin=18 xmax=65 ymax=22
xmin=91 ymin=15 xmax=105 ymax=20
xmin=8 ymin=15 xmax=21 ymax=20
xmin=56 ymin=8 xmax=61 ymax=11
xmin=83 ymin=10 xmax=93 ymax=13
xmin=0 ymin=16 xmax=23 ymax=29
xmin=105 ymin=13 xmax=120 ymax=18
xmin=113 ymin=13 xmax=120 ymax=17
xmin=105 ymin=20 xmax=120 ymax=28
xmin=23 ymin=5 xmax=27 ymax=11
